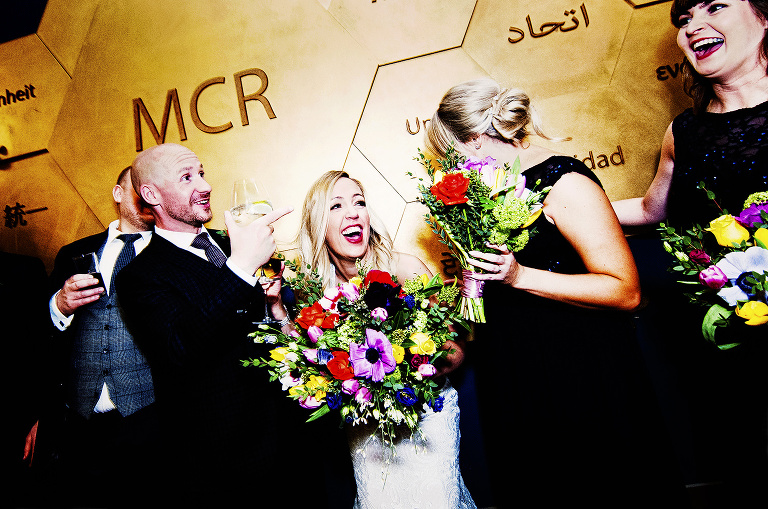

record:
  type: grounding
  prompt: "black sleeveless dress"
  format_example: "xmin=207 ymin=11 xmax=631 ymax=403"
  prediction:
xmin=472 ymin=156 xmax=685 ymax=508
xmin=661 ymin=103 xmax=768 ymax=504
xmin=668 ymin=101 xmax=768 ymax=226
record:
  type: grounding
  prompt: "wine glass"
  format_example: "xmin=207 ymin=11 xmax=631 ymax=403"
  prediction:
xmin=231 ymin=178 xmax=281 ymax=324
xmin=231 ymin=178 xmax=274 ymax=226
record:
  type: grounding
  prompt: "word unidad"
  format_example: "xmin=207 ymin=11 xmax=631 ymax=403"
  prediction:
xmin=575 ymin=145 xmax=625 ymax=169
xmin=132 ymin=68 xmax=275 ymax=152
xmin=0 ymin=84 xmax=36 ymax=108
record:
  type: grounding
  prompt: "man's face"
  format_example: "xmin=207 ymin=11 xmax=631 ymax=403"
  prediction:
xmin=117 ymin=172 xmax=154 ymax=232
xmin=153 ymin=146 xmax=213 ymax=233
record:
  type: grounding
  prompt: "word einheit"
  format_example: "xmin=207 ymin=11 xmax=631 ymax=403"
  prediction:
xmin=0 ymin=84 xmax=36 ymax=108
xmin=509 ymin=3 xmax=589 ymax=44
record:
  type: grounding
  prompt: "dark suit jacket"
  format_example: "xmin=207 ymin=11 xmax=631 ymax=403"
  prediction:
xmin=45 ymin=232 xmax=110 ymax=424
xmin=48 ymin=231 xmax=108 ymax=305
xmin=115 ymin=233 xmax=319 ymax=504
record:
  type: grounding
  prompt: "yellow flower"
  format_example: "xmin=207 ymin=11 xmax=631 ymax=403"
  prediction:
xmin=433 ymin=169 xmax=444 ymax=183
xmin=521 ymin=207 xmax=543 ymax=228
xmin=290 ymin=375 xmax=328 ymax=401
xmin=755 ymin=228 xmax=768 ymax=248
xmin=409 ymin=332 xmax=437 ymax=355
xmin=306 ymin=375 xmax=327 ymax=391
xmin=392 ymin=344 xmax=405 ymax=364
xmin=270 ymin=347 xmax=289 ymax=362
xmin=735 ymin=301 xmax=768 ymax=326
xmin=418 ymin=273 xmax=430 ymax=288
xmin=708 ymin=215 xmax=750 ymax=247
xmin=349 ymin=276 xmax=363 ymax=288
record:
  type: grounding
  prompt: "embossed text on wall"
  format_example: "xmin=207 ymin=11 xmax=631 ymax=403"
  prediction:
xmin=509 ymin=3 xmax=590 ymax=44
xmin=132 ymin=68 xmax=276 ymax=152
xmin=0 ymin=84 xmax=36 ymax=108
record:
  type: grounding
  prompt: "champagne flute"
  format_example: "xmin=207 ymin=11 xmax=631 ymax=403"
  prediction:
xmin=231 ymin=178 xmax=281 ymax=323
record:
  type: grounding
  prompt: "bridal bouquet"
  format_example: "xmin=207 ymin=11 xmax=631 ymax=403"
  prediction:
xmin=411 ymin=145 xmax=550 ymax=323
xmin=659 ymin=184 xmax=768 ymax=349
xmin=243 ymin=261 xmax=462 ymax=447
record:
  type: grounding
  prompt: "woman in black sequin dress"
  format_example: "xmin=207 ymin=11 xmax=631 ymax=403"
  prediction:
xmin=426 ymin=79 xmax=686 ymax=508
xmin=613 ymin=0 xmax=768 ymax=504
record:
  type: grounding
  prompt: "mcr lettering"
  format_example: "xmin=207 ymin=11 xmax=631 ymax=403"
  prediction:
xmin=132 ymin=68 xmax=276 ymax=152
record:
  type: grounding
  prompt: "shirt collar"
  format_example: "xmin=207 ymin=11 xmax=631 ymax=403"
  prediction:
xmin=106 ymin=220 xmax=152 ymax=244
xmin=153 ymin=225 xmax=214 ymax=250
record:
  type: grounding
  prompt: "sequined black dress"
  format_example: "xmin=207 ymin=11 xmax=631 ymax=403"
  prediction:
xmin=473 ymin=156 xmax=684 ymax=508
xmin=662 ymin=103 xmax=768 ymax=503
xmin=668 ymin=101 xmax=768 ymax=226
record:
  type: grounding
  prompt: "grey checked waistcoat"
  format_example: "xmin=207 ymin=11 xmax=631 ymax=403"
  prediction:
xmin=68 ymin=251 xmax=155 ymax=419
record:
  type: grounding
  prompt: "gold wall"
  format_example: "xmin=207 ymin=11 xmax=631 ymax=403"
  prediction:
xmin=0 ymin=0 xmax=689 ymax=275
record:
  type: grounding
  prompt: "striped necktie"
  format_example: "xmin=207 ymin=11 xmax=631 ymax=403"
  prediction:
xmin=110 ymin=233 xmax=142 ymax=292
xmin=191 ymin=233 xmax=227 ymax=268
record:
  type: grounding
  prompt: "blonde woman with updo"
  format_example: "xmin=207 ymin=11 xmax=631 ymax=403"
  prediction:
xmin=273 ymin=171 xmax=476 ymax=508
xmin=426 ymin=79 xmax=686 ymax=508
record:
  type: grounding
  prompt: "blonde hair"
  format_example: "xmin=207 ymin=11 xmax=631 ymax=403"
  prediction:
xmin=425 ymin=78 xmax=564 ymax=158
xmin=296 ymin=171 xmax=394 ymax=289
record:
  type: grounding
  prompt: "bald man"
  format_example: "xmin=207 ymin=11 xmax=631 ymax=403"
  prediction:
xmin=116 ymin=144 xmax=313 ymax=506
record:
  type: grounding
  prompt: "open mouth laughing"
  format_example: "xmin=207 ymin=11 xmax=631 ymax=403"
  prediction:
xmin=342 ymin=225 xmax=364 ymax=243
xmin=691 ymin=37 xmax=724 ymax=59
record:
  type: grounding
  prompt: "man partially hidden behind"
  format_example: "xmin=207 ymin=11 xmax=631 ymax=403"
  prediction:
xmin=117 ymin=143 xmax=330 ymax=507
xmin=47 ymin=166 xmax=159 ymax=507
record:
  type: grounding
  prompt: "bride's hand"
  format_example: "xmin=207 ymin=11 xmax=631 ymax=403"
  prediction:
xmin=466 ymin=244 xmax=522 ymax=287
xmin=260 ymin=262 xmax=289 ymax=321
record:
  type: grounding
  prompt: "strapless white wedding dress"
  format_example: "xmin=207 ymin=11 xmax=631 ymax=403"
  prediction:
xmin=346 ymin=380 xmax=476 ymax=509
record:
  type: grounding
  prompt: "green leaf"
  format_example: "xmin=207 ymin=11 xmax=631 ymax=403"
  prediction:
xmin=702 ymin=304 xmax=739 ymax=350
xmin=306 ymin=405 xmax=331 ymax=423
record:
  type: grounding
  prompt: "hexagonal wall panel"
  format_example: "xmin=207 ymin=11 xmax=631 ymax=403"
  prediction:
xmin=463 ymin=0 xmax=634 ymax=99
xmin=0 ymin=152 xmax=103 ymax=271
xmin=0 ymin=35 xmax=71 ymax=158
xmin=37 ymin=0 xmax=101 ymax=77
xmin=47 ymin=0 xmax=378 ymax=241
xmin=327 ymin=0 xmax=476 ymax=64
xmin=353 ymin=48 xmax=490 ymax=204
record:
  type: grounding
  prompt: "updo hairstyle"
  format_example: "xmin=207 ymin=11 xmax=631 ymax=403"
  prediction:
xmin=426 ymin=78 xmax=562 ymax=158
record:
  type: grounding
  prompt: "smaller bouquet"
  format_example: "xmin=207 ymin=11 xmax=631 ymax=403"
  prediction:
xmin=659 ymin=184 xmax=768 ymax=349
xmin=243 ymin=261 xmax=463 ymax=449
xmin=410 ymin=144 xmax=550 ymax=323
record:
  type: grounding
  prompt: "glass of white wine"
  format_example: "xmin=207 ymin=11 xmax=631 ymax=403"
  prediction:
xmin=231 ymin=178 xmax=274 ymax=226
xmin=231 ymin=178 xmax=282 ymax=324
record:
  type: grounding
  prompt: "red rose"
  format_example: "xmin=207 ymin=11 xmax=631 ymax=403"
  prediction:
xmin=410 ymin=353 xmax=427 ymax=370
xmin=363 ymin=269 xmax=397 ymax=287
xmin=327 ymin=351 xmax=355 ymax=380
xmin=295 ymin=302 xmax=339 ymax=329
xmin=430 ymin=173 xmax=469 ymax=206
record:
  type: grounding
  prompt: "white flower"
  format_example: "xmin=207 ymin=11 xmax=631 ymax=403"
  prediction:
xmin=716 ymin=246 xmax=768 ymax=306
xmin=279 ymin=372 xmax=301 ymax=391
